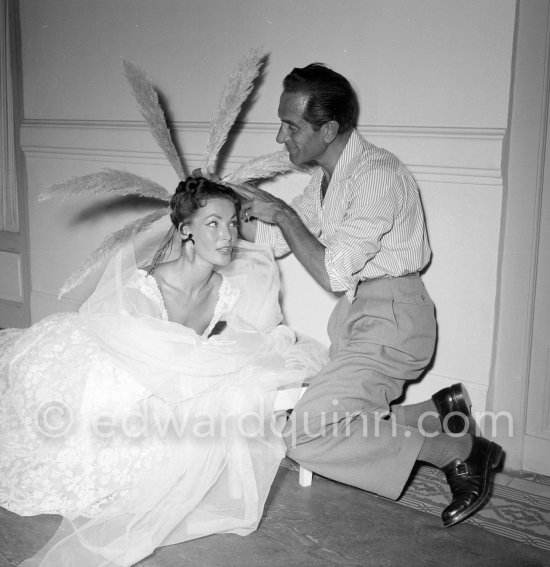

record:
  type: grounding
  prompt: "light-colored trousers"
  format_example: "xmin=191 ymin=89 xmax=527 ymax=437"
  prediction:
xmin=283 ymin=274 xmax=437 ymax=500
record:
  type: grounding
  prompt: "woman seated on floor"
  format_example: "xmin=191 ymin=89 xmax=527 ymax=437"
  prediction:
xmin=0 ymin=176 xmax=327 ymax=567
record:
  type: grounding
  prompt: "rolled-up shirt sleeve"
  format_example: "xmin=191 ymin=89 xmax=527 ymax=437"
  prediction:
xmin=254 ymin=220 xmax=289 ymax=256
xmin=324 ymin=166 xmax=398 ymax=299
xmin=255 ymin=174 xmax=322 ymax=257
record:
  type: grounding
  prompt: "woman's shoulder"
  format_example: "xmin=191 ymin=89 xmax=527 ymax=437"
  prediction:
xmin=138 ymin=261 xmax=174 ymax=298
xmin=128 ymin=268 xmax=168 ymax=319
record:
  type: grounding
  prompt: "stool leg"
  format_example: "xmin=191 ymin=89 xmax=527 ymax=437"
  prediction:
xmin=299 ymin=466 xmax=313 ymax=487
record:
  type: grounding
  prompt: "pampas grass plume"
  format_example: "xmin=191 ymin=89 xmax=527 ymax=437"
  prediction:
xmin=58 ymin=208 xmax=169 ymax=297
xmin=224 ymin=151 xmax=297 ymax=185
xmin=122 ymin=59 xmax=186 ymax=181
xmin=201 ymin=48 xmax=266 ymax=177
xmin=40 ymin=169 xmax=171 ymax=202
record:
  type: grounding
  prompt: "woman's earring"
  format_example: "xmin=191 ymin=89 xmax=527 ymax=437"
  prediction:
xmin=182 ymin=233 xmax=195 ymax=261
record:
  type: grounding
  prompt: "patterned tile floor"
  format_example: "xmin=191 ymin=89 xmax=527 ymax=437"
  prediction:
xmin=398 ymin=464 xmax=550 ymax=552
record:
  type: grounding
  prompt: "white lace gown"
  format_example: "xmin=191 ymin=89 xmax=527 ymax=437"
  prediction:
xmin=0 ymin=242 xmax=328 ymax=566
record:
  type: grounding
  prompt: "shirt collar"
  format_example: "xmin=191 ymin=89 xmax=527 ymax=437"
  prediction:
xmin=331 ymin=129 xmax=364 ymax=182
xmin=310 ymin=129 xmax=364 ymax=185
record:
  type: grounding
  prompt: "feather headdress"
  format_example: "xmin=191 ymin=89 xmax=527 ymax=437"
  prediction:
xmin=200 ymin=48 xmax=265 ymax=177
xmin=42 ymin=49 xmax=298 ymax=297
xmin=121 ymin=59 xmax=187 ymax=181
xmin=39 ymin=169 xmax=171 ymax=203
xmin=57 ymin=208 xmax=170 ymax=298
xmin=223 ymin=150 xmax=295 ymax=184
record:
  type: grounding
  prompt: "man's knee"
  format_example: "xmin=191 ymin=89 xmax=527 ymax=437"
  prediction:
xmin=282 ymin=408 xmax=350 ymax=450
xmin=282 ymin=413 xmax=306 ymax=450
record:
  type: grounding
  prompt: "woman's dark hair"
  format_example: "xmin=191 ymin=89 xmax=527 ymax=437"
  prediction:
xmin=282 ymin=63 xmax=357 ymax=133
xmin=169 ymin=176 xmax=241 ymax=228
xmin=147 ymin=176 xmax=240 ymax=273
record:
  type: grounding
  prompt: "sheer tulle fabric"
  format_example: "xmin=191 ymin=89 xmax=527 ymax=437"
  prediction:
xmin=0 ymin=242 xmax=328 ymax=566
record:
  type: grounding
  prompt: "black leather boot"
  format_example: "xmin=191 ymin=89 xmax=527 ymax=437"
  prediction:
xmin=441 ymin=436 xmax=503 ymax=527
xmin=432 ymin=383 xmax=475 ymax=435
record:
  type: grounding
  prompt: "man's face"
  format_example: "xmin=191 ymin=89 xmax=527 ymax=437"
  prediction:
xmin=276 ymin=91 xmax=328 ymax=167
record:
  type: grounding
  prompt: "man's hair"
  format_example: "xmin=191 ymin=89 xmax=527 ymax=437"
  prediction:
xmin=282 ymin=63 xmax=357 ymax=133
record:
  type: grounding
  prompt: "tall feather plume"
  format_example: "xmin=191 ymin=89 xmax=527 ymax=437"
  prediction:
xmin=224 ymin=151 xmax=297 ymax=185
xmin=122 ymin=59 xmax=186 ymax=181
xmin=200 ymin=48 xmax=266 ymax=177
xmin=48 ymin=50 xmax=303 ymax=297
xmin=39 ymin=169 xmax=171 ymax=202
xmin=58 ymin=208 xmax=169 ymax=298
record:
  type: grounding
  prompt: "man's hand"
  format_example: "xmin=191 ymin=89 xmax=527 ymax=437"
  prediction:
xmin=237 ymin=214 xmax=258 ymax=242
xmin=228 ymin=183 xmax=332 ymax=291
xmin=228 ymin=184 xmax=291 ymax=225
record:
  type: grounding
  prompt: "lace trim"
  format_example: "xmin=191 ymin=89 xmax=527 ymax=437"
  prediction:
xmin=137 ymin=270 xmax=239 ymax=338
xmin=201 ymin=276 xmax=240 ymax=339
xmin=136 ymin=269 xmax=168 ymax=320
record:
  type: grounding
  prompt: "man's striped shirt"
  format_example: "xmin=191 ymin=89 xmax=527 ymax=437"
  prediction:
xmin=255 ymin=129 xmax=431 ymax=302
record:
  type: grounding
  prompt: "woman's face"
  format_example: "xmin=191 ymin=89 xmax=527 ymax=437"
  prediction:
xmin=184 ymin=198 xmax=238 ymax=266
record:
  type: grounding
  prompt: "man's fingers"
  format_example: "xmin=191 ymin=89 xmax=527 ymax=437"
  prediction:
xmin=240 ymin=205 xmax=255 ymax=223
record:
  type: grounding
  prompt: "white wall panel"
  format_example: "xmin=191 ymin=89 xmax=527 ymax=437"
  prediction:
xmin=0 ymin=250 xmax=22 ymax=302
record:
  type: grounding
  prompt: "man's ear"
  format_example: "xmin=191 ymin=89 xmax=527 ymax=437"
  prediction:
xmin=323 ymin=120 xmax=340 ymax=143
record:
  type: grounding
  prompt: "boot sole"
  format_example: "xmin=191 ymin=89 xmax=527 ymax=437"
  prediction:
xmin=443 ymin=442 xmax=503 ymax=528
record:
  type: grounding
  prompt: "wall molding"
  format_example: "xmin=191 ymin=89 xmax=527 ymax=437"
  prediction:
xmin=20 ymin=119 xmax=505 ymax=186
